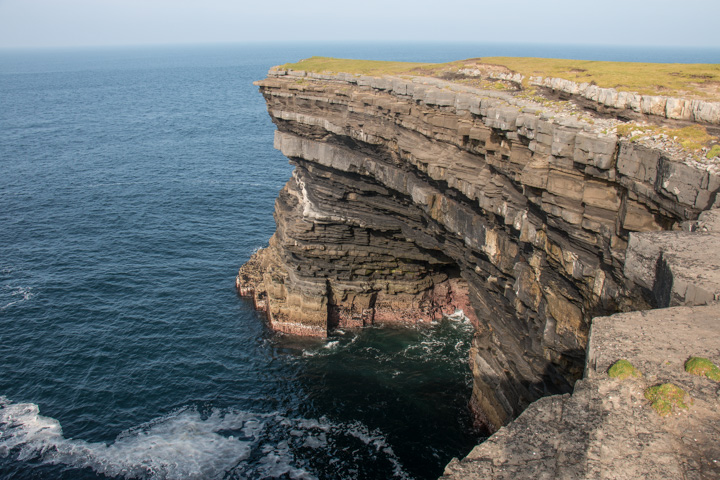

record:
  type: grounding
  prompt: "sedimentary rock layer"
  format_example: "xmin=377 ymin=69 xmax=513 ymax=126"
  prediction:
xmin=238 ymin=68 xmax=720 ymax=431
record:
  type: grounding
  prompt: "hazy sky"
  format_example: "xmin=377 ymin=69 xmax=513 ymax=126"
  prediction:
xmin=1 ymin=0 xmax=718 ymax=49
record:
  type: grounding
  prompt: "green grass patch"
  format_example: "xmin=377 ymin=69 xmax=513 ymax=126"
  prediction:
xmin=616 ymin=123 xmax=717 ymax=152
xmin=676 ymin=125 xmax=716 ymax=150
xmin=281 ymin=56 xmax=434 ymax=76
xmin=644 ymin=383 xmax=692 ymax=417
xmin=279 ymin=56 xmax=720 ymax=101
xmin=473 ymin=57 xmax=720 ymax=100
xmin=685 ymin=357 xmax=720 ymax=381
xmin=706 ymin=145 xmax=720 ymax=159
xmin=608 ymin=359 xmax=642 ymax=380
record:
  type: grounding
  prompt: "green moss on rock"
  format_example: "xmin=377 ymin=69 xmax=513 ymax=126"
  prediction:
xmin=685 ymin=357 xmax=720 ymax=381
xmin=706 ymin=145 xmax=720 ymax=159
xmin=644 ymin=383 xmax=692 ymax=417
xmin=608 ymin=359 xmax=642 ymax=380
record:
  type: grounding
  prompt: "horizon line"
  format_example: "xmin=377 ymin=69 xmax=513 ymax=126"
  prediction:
xmin=2 ymin=40 xmax=720 ymax=52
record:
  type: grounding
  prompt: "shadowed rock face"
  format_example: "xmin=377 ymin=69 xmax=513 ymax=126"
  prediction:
xmin=238 ymin=69 xmax=720 ymax=431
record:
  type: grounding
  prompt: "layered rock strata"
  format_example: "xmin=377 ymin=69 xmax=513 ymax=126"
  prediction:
xmin=441 ymin=208 xmax=720 ymax=478
xmin=238 ymin=67 xmax=720 ymax=431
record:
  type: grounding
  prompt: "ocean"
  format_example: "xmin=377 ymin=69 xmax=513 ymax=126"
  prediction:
xmin=1 ymin=43 xmax=718 ymax=480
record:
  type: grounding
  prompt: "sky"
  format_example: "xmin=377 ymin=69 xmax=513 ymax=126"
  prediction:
xmin=0 ymin=0 xmax=719 ymax=49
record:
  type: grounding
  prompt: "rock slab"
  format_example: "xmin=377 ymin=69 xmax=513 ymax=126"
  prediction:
xmin=442 ymin=304 xmax=720 ymax=479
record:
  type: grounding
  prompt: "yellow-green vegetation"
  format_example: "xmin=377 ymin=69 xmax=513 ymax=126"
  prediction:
xmin=281 ymin=57 xmax=518 ymax=91
xmin=608 ymin=359 xmax=642 ymax=380
xmin=706 ymin=145 xmax=720 ymax=159
xmin=672 ymin=125 xmax=716 ymax=150
xmin=616 ymin=123 xmax=718 ymax=152
xmin=282 ymin=56 xmax=434 ymax=76
xmin=644 ymin=383 xmax=692 ymax=417
xmin=472 ymin=57 xmax=720 ymax=100
xmin=685 ymin=356 xmax=720 ymax=381
xmin=280 ymin=56 xmax=720 ymax=101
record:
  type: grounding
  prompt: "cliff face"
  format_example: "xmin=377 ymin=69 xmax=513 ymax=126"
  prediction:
xmin=238 ymin=68 xmax=720 ymax=431
xmin=443 ymin=210 xmax=720 ymax=478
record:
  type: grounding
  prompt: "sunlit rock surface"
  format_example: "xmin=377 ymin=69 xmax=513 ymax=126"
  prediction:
xmin=238 ymin=68 xmax=720 ymax=438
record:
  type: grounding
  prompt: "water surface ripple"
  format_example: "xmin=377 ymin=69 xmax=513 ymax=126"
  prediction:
xmin=0 ymin=44 xmax=484 ymax=480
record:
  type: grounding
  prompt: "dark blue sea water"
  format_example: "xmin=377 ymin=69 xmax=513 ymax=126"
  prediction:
xmin=1 ymin=43 xmax=718 ymax=480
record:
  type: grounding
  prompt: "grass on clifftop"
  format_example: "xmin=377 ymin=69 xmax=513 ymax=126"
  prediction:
xmin=467 ymin=57 xmax=720 ymax=100
xmin=282 ymin=57 xmax=434 ymax=76
xmin=281 ymin=56 xmax=720 ymax=101
xmin=616 ymin=123 xmax=719 ymax=154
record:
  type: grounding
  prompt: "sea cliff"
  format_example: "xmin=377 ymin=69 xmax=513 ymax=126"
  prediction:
xmin=238 ymin=59 xmax=720 ymax=477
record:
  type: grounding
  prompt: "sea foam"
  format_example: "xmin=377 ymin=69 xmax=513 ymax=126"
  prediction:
xmin=0 ymin=396 xmax=256 ymax=479
xmin=0 ymin=397 xmax=409 ymax=479
xmin=0 ymin=285 xmax=34 ymax=311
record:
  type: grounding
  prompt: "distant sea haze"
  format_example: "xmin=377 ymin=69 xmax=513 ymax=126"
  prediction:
xmin=0 ymin=43 xmax=717 ymax=480
xmin=1 ymin=42 xmax=719 ymax=75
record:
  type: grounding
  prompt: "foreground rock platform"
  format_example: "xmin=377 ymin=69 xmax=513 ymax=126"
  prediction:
xmin=442 ymin=303 xmax=720 ymax=479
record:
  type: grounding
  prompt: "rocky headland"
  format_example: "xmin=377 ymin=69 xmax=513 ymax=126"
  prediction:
xmin=237 ymin=57 xmax=720 ymax=478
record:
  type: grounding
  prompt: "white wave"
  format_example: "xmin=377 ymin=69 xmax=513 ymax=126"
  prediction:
xmin=0 ymin=398 xmax=256 ymax=479
xmin=344 ymin=421 xmax=410 ymax=480
xmin=255 ymin=440 xmax=317 ymax=480
xmin=302 ymin=433 xmax=326 ymax=449
xmin=302 ymin=335 xmax=357 ymax=357
xmin=0 ymin=397 xmax=411 ymax=480
xmin=1 ymin=285 xmax=34 ymax=311
xmin=295 ymin=418 xmax=332 ymax=432
xmin=446 ymin=309 xmax=469 ymax=322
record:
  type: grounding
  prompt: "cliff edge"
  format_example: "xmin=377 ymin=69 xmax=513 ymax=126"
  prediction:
xmin=238 ymin=58 xmax=720 ymax=477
